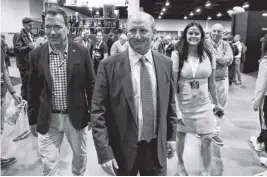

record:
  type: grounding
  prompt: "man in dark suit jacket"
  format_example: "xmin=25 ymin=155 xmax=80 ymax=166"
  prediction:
xmin=91 ymin=12 xmax=177 ymax=176
xmin=75 ymin=29 xmax=94 ymax=58
xmin=27 ymin=8 xmax=95 ymax=176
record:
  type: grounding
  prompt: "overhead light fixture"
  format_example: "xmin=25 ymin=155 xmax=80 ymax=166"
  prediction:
xmin=217 ymin=12 xmax=222 ymax=17
xmin=242 ymin=2 xmax=250 ymax=9
xmin=89 ymin=7 xmax=93 ymax=11
xmin=162 ymin=8 xmax=166 ymax=11
xmin=263 ymin=13 xmax=267 ymax=17
xmin=160 ymin=12 xmax=163 ymax=15
xmin=190 ymin=12 xmax=194 ymax=16
xmin=184 ymin=16 xmax=188 ymax=19
xmin=96 ymin=10 xmax=99 ymax=15
xmin=207 ymin=16 xmax=212 ymax=20
xmin=165 ymin=2 xmax=170 ymax=6
xmin=196 ymin=8 xmax=201 ymax=13
xmin=159 ymin=16 xmax=162 ymax=19
xmin=205 ymin=1 xmax=211 ymax=7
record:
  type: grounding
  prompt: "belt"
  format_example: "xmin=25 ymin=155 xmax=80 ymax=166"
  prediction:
xmin=52 ymin=109 xmax=68 ymax=114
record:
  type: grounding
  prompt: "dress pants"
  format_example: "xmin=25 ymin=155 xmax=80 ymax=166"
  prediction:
xmin=228 ymin=62 xmax=236 ymax=84
xmin=235 ymin=58 xmax=242 ymax=83
xmin=38 ymin=113 xmax=87 ymax=176
xmin=257 ymin=96 xmax=267 ymax=152
xmin=18 ymin=67 xmax=29 ymax=101
xmin=213 ymin=79 xmax=229 ymax=135
xmin=118 ymin=138 xmax=166 ymax=176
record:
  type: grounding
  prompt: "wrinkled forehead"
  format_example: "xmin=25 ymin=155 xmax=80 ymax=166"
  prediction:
xmin=45 ymin=14 xmax=65 ymax=25
xmin=127 ymin=14 xmax=153 ymax=29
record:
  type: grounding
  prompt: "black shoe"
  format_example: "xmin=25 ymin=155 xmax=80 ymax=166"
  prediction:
xmin=212 ymin=136 xmax=224 ymax=146
xmin=1 ymin=157 xmax=17 ymax=168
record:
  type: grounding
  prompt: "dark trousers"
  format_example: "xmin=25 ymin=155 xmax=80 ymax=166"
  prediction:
xmin=257 ymin=96 xmax=267 ymax=152
xmin=18 ymin=67 xmax=29 ymax=101
xmin=118 ymin=139 xmax=166 ymax=176
xmin=228 ymin=62 xmax=236 ymax=85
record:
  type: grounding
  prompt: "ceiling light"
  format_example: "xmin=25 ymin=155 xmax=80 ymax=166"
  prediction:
xmin=217 ymin=12 xmax=222 ymax=17
xmin=242 ymin=2 xmax=250 ymax=9
xmin=96 ymin=10 xmax=99 ymax=15
xmin=184 ymin=16 xmax=188 ymax=19
xmin=89 ymin=7 xmax=93 ymax=11
xmin=190 ymin=12 xmax=194 ymax=16
xmin=263 ymin=13 xmax=267 ymax=17
xmin=196 ymin=8 xmax=201 ymax=13
xmin=159 ymin=16 xmax=162 ymax=19
xmin=162 ymin=8 xmax=166 ymax=11
xmin=205 ymin=1 xmax=211 ymax=7
xmin=165 ymin=2 xmax=170 ymax=6
xmin=207 ymin=16 xmax=212 ymax=20
xmin=160 ymin=12 xmax=163 ymax=15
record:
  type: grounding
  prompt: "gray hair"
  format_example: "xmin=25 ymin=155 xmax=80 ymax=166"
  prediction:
xmin=127 ymin=12 xmax=155 ymax=30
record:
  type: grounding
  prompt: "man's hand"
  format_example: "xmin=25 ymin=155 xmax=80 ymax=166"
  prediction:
xmin=167 ymin=141 xmax=176 ymax=159
xmin=29 ymin=42 xmax=35 ymax=49
xmin=100 ymin=159 xmax=118 ymax=176
xmin=30 ymin=125 xmax=38 ymax=137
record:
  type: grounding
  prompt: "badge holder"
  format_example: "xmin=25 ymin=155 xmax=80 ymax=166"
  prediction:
xmin=189 ymin=58 xmax=200 ymax=97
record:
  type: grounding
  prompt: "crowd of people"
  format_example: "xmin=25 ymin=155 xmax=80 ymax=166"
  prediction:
xmin=1 ymin=6 xmax=267 ymax=176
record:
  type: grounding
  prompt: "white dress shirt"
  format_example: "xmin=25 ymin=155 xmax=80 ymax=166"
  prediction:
xmin=128 ymin=46 xmax=157 ymax=141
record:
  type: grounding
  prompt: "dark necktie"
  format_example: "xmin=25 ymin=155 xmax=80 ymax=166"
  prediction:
xmin=140 ymin=56 xmax=155 ymax=142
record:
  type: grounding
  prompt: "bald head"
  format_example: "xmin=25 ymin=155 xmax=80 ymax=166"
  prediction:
xmin=127 ymin=12 xmax=155 ymax=30
xmin=126 ymin=12 xmax=155 ymax=55
xmin=210 ymin=23 xmax=224 ymax=43
xmin=119 ymin=33 xmax=127 ymax=45
xmin=211 ymin=23 xmax=224 ymax=31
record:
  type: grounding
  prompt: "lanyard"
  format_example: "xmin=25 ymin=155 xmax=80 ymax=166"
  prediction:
xmin=188 ymin=57 xmax=199 ymax=79
xmin=96 ymin=41 xmax=102 ymax=49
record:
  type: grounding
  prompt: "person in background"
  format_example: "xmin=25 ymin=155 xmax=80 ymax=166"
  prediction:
xmin=206 ymin=24 xmax=233 ymax=146
xmin=75 ymin=29 xmax=94 ymax=58
xmin=164 ymin=35 xmax=175 ymax=57
xmin=233 ymin=34 xmax=243 ymax=85
xmin=91 ymin=12 xmax=177 ymax=176
xmin=251 ymin=41 xmax=267 ymax=175
xmin=34 ymin=29 xmax=47 ymax=48
xmin=152 ymin=36 xmax=165 ymax=54
xmin=227 ymin=34 xmax=238 ymax=86
xmin=92 ymin=30 xmax=108 ymax=74
xmin=1 ymin=36 xmax=22 ymax=168
xmin=1 ymin=34 xmax=12 ymax=71
xmin=171 ymin=22 xmax=223 ymax=176
xmin=110 ymin=33 xmax=128 ymax=56
xmin=106 ymin=32 xmax=116 ymax=56
xmin=13 ymin=17 xmax=35 ymax=101
xmin=27 ymin=8 xmax=95 ymax=175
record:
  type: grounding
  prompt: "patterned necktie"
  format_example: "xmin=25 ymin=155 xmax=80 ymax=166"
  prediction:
xmin=140 ymin=56 xmax=155 ymax=142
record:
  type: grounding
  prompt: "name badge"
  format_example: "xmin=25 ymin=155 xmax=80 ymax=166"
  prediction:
xmin=190 ymin=80 xmax=199 ymax=89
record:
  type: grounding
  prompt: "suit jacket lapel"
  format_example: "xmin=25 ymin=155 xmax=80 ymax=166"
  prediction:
xmin=42 ymin=44 xmax=52 ymax=90
xmin=67 ymin=41 xmax=80 ymax=83
xmin=152 ymin=51 xmax=169 ymax=124
xmin=120 ymin=50 xmax=138 ymax=125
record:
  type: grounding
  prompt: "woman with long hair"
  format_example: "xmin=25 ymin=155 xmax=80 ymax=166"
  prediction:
xmin=171 ymin=22 xmax=223 ymax=176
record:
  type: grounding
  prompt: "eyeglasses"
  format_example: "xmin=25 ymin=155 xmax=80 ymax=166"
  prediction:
xmin=45 ymin=25 xmax=64 ymax=32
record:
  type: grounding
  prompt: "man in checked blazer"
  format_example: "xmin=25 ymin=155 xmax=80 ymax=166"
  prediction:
xmin=91 ymin=12 xmax=177 ymax=176
xmin=27 ymin=8 xmax=95 ymax=175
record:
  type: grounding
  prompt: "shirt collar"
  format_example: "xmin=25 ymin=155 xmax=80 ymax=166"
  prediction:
xmin=128 ymin=45 xmax=153 ymax=67
xmin=49 ymin=39 xmax=69 ymax=55
xmin=210 ymin=38 xmax=222 ymax=48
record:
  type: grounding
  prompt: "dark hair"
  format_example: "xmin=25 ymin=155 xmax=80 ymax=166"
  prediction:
xmin=45 ymin=7 xmax=68 ymax=26
xmin=38 ymin=29 xmax=46 ymax=37
xmin=175 ymin=22 xmax=212 ymax=63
